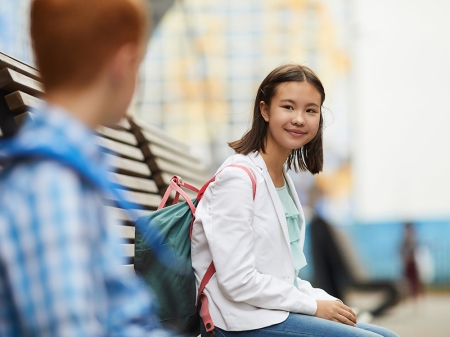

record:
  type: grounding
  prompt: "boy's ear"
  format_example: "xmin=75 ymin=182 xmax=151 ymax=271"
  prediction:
xmin=109 ymin=43 xmax=140 ymax=85
xmin=260 ymin=101 xmax=269 ymax=122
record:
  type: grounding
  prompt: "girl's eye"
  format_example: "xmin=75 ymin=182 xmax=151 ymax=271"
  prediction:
xmin=283 ymin=105 xmax=294 ymax=110
xmin=307 ymin=108 xmax=317 ymax=113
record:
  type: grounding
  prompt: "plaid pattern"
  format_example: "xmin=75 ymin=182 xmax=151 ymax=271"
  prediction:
xmin=0 ymin=105 xmax=171 ymax=337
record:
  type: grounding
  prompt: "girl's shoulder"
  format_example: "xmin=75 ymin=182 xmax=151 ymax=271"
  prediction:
xmin=220 ymin=152 xmax=259 ymax=168
xmin=217 ymin=152 xmax=262 ymax=184
xmin=217 ymin=152 xmax=261 ymax=177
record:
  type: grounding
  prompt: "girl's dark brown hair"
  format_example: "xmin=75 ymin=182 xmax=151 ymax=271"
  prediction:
xmin=228 ymin=64 xmax=325 ymax=174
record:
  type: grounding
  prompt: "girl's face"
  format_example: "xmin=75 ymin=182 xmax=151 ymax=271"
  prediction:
xmin=260 ymin=81 xmax=321 ymax=155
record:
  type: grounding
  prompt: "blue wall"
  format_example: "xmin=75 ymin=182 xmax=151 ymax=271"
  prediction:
xmin=300 ymin=218 xmax=450 ymax=286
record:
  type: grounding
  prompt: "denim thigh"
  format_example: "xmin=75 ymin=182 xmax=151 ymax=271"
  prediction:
xmin=201 ymin=313 xmax=399 ymax=337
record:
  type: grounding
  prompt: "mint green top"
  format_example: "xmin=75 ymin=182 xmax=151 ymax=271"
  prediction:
xmin=276 ymin=180 xmax=307 ymax=289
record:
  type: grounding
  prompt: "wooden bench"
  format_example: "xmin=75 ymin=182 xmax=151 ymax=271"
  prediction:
xmin=130 ymin=117 xmax=209 ymax=199
xmin=0 ymin=51 xmax=209 ymax=273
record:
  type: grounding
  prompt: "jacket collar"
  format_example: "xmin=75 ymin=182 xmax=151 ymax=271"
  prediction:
xmin=247 ymin=151 xmax=265 ymax=170
xmin=248 ymin=151 xmax=307 ymax=249
xmin=249 ymin=151 xmax=292 ymax=249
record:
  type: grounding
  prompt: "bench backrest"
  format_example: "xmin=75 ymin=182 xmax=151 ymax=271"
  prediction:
xmin=0 ymin=51 xmax=209 ymax=271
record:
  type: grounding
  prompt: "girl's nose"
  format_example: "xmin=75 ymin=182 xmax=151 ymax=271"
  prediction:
xmin=292 ymin=111 xmax=305 ymax=126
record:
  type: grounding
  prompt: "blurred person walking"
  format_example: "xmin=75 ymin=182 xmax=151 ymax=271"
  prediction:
xmin=191 ymin=64 xmax=399 ymax=337
xmin=0 ymin=0 xmax=175 ymax=336
xmin=401 ymin=222 xmax=424 ymax=300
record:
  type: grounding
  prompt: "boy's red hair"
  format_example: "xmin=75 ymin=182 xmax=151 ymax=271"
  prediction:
xmin=30 ymin=0 xmax=148 ymax=92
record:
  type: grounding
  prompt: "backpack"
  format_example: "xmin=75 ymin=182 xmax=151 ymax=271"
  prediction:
xmin=134 ymin=164 xmax=256 ymax=335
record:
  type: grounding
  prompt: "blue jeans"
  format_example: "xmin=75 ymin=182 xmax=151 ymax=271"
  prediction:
xmin=200 ymin=313 xmax=399 ymax=337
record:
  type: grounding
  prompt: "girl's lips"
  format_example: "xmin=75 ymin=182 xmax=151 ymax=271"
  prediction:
xmin=285 ymin=129 xmax=306 ymax=137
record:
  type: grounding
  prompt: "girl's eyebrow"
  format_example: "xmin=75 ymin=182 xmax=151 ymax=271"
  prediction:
xmin=280 ymin=99 xmax=296 ymax=104
xmin=280 ymin=99 xmax=320 ymax=108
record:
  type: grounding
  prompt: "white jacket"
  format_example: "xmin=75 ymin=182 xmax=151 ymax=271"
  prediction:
xmin=191 ymin=152 xmax=337 ymax=331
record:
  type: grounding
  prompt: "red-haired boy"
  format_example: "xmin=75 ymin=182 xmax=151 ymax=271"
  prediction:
xmin=0 ymin=0 xmax=173 ymax=335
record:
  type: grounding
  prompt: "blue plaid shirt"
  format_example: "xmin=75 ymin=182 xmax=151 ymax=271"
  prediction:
xmin=0 ymin=104 xmax=172 ymax=337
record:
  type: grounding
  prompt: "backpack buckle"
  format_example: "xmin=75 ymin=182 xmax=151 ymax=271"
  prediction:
xmin=171 ymin=175 xmax=183 ymax=186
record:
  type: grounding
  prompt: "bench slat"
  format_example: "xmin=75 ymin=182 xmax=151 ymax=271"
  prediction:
xmin=105 ymin=190 xmax=161 ymax=210
xmin=105 ymin=206 xmax=149 ymax=223
xmin=5 ymin=91 xmax=42 ymax=114
xmin=168 ymin=188 xmax=198 ymax=200
xmin=97 ymin=136 xmax=144 ymax=161
xmin=120 ymin=264 xmax=135 ymax=273
xmin=140 ymin=129 xmax=197 ymax=161
xmin=132 ymin=117 xmax=189 ymax=151
xmin=0 ymin=51 xmax=41 ymax=81
xmin=104 ymin=153 xmax=150 ymax=177
xmin=96 ymin=126 xmax=137 ymax=146
xmin=114 ymin=189 xmax=162 ymax=209
xmin=108 ymin=172 xmax=158 ymax=193
xmin=14 ymin=111 xmax=34 ymax=126
xmin=121 ymin=244 xmax=134 ymax=258
xmin=160 ymin=172 xmax=200 ymax=188
xmin=154 ymin=158 xmax=206 ymax=187
xmin=0 ymin=68 xmax=44 ymax=96
xmin=114 ymin=118 xmax=131 ymax=130
xmin=115 ymin=225 xmax=135 ymax=240
xmin=146 ymin=143 xmax=206 ymax=172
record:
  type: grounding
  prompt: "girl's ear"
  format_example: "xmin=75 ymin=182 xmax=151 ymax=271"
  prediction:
xmin=260 ymin=101 xmax=269 ymax=122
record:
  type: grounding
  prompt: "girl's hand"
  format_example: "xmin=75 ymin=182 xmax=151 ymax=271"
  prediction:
xmin=314 ymin=300 xmax=357 ymax=326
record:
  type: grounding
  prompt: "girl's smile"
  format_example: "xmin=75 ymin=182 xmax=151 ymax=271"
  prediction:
xmin=260 ymin=81 xmax=321 ymax=156
xmin=285 ymin=128 xmax=307 ymax=137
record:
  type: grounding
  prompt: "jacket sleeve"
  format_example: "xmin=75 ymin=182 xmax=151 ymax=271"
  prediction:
xmin=296 ymin=278 xmax=340 ymax=301
xmin=202 ymin=167 xmax=317 ymax=315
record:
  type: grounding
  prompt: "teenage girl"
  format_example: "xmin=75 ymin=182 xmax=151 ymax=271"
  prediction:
xmin=191 ymin=64 xmax=398 ymax=337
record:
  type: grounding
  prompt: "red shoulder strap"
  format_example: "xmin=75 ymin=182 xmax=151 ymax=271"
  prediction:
xmin=195 ymin=164 xmax=256 ymax=332
xmin=197 ymin=164 xmax=256 ymax=202
xmin=190 ymin=164 xmax=256 ymax=238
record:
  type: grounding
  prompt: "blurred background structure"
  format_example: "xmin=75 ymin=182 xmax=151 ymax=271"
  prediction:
xmin=1 ymin=0 xmax=450 ymax=335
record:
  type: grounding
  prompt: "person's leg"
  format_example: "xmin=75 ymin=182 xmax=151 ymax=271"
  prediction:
xmin=357 ymin=322 xmax=399 ymax=337
xmin=201 ymin=314 xmax=389 ymax=337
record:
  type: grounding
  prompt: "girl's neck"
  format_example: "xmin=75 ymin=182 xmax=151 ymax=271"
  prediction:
xmin=260 ymin=137 xmax=290 ymax=188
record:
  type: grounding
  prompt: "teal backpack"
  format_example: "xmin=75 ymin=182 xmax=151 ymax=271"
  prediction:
xmin=134 ymin=165 xmax=256 ymax=335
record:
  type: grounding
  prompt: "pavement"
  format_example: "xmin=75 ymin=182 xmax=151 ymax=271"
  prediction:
xmin=348 ymin=291 xmax=450 ymax=337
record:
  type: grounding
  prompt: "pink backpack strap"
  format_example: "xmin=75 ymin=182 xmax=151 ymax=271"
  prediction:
xmin=197 ymin=164 xmax=256 ymax=202
xmin=227 ymin=164 xmax=256 ymax=199
xmin=195 ymin=262 xmax=216 ymax=331
xmin=158 ymin=176 xmax=199 ymax=214
xmin=195 ymin=164 xmax=256 ymax=333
